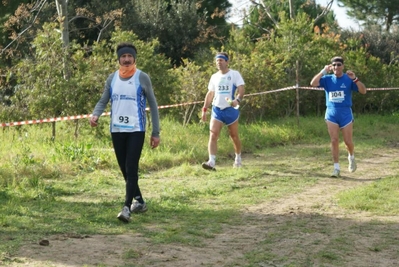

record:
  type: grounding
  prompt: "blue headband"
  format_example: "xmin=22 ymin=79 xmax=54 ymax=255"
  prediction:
xmin=215 ymin=54 xmax=228 ymax=61
xmin=117 ymin=47 xmax=136 ymax=59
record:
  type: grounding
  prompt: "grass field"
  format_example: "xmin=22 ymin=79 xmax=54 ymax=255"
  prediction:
xmin=1 ymin=114 xmax=399 ymax=267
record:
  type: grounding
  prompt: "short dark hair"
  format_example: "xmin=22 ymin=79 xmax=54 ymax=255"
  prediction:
xmin=331 ymin=56 xmax=344 ymax=64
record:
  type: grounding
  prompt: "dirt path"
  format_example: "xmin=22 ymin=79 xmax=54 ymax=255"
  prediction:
xmin=7 ymin=149 xmax=399 ymax=267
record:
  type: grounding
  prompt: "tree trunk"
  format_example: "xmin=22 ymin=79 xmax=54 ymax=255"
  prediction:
xmin=53 ymin=0 xmax=70 ymax=139
xmin=288 ymin=0 xmax=295 ymax=19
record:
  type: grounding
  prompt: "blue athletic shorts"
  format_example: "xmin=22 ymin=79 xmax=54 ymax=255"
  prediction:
xmin=325 ymin=107 xmax=354 ymax=128
xmin=212 ymin=106 xmax=239 ymax=126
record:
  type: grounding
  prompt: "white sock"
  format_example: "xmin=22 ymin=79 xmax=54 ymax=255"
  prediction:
xmin=334 ymin=163 xmax=340 ymax=170
xmin=235 ymin=153 xmax=241 ymax=161
xmin=348 ymin=154 xmax=354 ymax=160
xmin=209 ymin=155 xmax=216 ymax=165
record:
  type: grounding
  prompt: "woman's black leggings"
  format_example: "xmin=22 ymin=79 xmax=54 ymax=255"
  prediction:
xmin=111 ymin=132 xmax=145 ymax=207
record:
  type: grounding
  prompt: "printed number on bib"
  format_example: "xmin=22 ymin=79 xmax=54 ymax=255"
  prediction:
xmin=119 ymin=116 xmax=131 ymax=124
xmin=113 ymin=115 xmax=135 ymax=129
xmin=218 ymin=85 xmax=230 ymax=91
xmin=329 ymin=91 xmax=344 ymax=102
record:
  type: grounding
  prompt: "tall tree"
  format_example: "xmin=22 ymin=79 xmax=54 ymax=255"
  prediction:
xmin=1 ymin=0 xmax=124 ymax=60
xmin=338 ymin=0 xmax=399 ymax=32
xmin=1 ymin=0 xmax=231 ymax=67
xmin=340 ymin=28 xmax=399 ymax=65
xmin=122 ymin=0 xmax=231 ymax=66
xmin=0 ymin=0 xmax=124 ymax=106
xmin=0 ymin=0 xmax=30 ymax=50
xmin=241 ymin=0 xmax=337 ymax=41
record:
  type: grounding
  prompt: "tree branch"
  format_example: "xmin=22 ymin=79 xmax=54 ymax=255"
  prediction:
xmin=97 ymin=19 xmax=114 ymax=42
xmin=250 ymin=0 xmax=280 ymax=29
xmin=314 ymin=0 xmax=334 ymax=25
xmin=68 ymin=15 xmax=115 ymax=42
xmin=68 ymin=15 xmax=97 ymax=24
xmin=0 ymin=0 xmax=47 ymax=55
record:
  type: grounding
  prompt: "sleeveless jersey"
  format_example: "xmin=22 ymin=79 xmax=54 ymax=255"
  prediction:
xmin=109 ymin=70 xmax=146 ymax=132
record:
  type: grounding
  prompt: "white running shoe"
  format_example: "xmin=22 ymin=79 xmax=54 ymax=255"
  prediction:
xmin=117 ymin=206 xmax=131 ymax=222
xmin=331 ymin=169 xmax=340 ymax=178
xmin=348 ymin=157 xmax=357 ymax=173
xmin=233 ymin=158 xmax=242 ymax=168
xmin=131 ymin=201 xmax=148 ymax=213
xmin=202 ymin=161 xmax=216 ymax=171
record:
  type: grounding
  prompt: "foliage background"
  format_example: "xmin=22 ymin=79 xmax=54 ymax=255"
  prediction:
xmin=1 ymin=0 xmax=399 ymax=136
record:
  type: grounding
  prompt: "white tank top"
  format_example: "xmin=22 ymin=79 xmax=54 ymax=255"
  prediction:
xmin=109 ymin=70 xmax=147 ymax=132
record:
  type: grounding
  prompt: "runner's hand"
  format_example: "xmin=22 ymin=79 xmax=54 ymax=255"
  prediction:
xmin=151 ymin=136 xmax=160 ymax=149
xmin=346 ymin=70 xmax=356 ymax=79
xmin=90 ymin=116 xmax=98 ymax=127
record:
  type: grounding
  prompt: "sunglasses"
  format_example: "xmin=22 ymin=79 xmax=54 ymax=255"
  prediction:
xmin=332 ymin=63 xmax=342 ymax=67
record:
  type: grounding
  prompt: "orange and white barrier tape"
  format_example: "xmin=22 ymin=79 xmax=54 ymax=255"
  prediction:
xmin=0 ymin=101 xmax=205 ymax=127
xmin=1 ymin=86 xmax=398 ymax=128
xmin=0 ymin=114 xmax=94 ymax=127
xmin=298 ymin=86 xmax=399 ymax=91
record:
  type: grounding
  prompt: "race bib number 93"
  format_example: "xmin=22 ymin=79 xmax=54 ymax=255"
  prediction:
xmin=113 ymin=115 xmax=135 ymax=129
